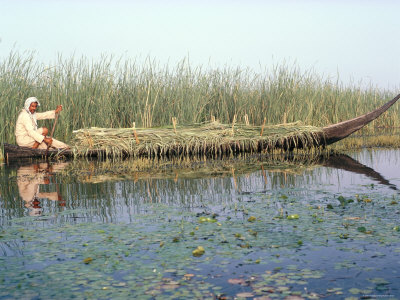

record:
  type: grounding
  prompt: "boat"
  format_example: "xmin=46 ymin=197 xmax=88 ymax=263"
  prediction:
xmin=2 ymin=93 xmax=399 ymax=161
xmin=1 ymin=144 xmax=105 ymax=161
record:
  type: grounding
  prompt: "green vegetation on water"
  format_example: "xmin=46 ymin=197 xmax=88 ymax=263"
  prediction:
xmin=0 ymin=149 xmax=399 ymax=298
xmin=1 ymin=51 xmax=398 ymax=147
xmin=1 ymin=179 xmax=399 ymax=299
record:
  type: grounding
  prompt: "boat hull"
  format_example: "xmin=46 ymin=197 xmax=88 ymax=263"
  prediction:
xmin=2 ymin=144 xmax=74 ymax=160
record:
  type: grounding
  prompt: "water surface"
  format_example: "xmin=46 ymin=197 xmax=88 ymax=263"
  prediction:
xmin=0 ymin=149 xmax=399 ymax=299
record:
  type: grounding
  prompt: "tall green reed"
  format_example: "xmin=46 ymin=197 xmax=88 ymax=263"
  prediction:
xmin=0 ymin=51 xmax=398 ymax=145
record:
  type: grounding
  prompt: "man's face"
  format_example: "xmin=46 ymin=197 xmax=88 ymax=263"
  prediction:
xmin=29 ymin=102 xmax=38 ymax=114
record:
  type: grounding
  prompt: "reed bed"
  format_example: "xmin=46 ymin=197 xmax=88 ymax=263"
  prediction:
xmin=71 ymin=121 xmax=323 ymax=157
xmin=0 ymin=51 xmax=398 ymax=150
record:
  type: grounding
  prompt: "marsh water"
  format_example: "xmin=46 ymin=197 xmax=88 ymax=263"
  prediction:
xmin=1 ymin=149 xmax=399 ymax=299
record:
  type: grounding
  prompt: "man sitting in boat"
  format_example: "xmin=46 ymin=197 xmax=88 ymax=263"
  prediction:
xmin=15 ymin=97 xmax=69 ymax=149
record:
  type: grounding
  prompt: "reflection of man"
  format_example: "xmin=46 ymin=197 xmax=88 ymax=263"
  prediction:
xmin=17 ymin=162 xmax=69 ymax=216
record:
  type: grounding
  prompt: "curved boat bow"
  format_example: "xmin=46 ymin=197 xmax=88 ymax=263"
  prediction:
xmin=322 ymin=93 xmax=400 ymax=145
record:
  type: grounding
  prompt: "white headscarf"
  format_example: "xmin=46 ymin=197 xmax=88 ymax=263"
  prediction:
xmin=24 ymin=97 xmax=40 ymax=112
xmin=24 ymin=97 xmax=41 ymax=130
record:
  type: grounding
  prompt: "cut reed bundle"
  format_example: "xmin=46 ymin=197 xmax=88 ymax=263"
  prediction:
xmin=72 ymin=121 xmax=324 ymax=157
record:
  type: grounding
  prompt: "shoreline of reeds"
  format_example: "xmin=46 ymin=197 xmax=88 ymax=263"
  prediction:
xmin=1 ymin=51 xmax=398 ymax=149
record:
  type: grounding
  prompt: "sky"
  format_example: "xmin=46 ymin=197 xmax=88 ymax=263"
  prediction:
xmin=1 ymin=0 xmax=399 ymax=90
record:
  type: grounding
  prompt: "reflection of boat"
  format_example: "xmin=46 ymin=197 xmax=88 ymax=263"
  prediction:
xmin=2 ymin=93 xmax=399 ymax=160
xmin=63 ymin=152 xmax=398 ymax=191
xmin=320 ymin=153 xmax=398 ymax=191
xmin=16 ymin=162 xmax=69 ymax=216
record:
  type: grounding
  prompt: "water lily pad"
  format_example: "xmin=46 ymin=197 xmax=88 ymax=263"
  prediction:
xmin=357 ymin=226 xmax=367 ymax=233
xmin=287 ymin=214 xmax=299 ymax=220
xmin=83 ymin=257 xmax=93 ymax=264
xmin=236 ymin=292 xmax=254 ymax=298
xmin=192 ymin=246 xmax=205 ymax=257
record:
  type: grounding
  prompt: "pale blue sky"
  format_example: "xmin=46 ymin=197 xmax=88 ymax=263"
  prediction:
xmin=1 ymin=0 xmax=399 ymax=90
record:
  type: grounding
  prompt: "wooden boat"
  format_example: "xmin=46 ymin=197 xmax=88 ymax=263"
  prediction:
xmin=2 ymin=93 xmax=399 ymax=161
xmin=1 ymin=145 xmax=90 ymax=161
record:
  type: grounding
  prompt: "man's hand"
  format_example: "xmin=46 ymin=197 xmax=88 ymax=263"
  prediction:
xmin=55 ymin=105 xmax=63 ymax=114
xmin=43 ymin=137 xmax=53 ymax=146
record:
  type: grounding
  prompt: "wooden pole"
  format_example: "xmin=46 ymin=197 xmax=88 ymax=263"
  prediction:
xmin=132 ymin=122 xmax=140 ymax=144
xmin=231 ymin=114 xmax=237 ymax=136
xmin=244 ymin=114 xmax=249 ymax=126
xmin=45 ymin=112 xmax=59 ymax=156
xmin=260 ymin=117 xmax=266 ymax=136
xmin=172 ymin=117 xmax=177 ymax=134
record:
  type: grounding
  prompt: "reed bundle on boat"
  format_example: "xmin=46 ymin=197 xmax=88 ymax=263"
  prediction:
xmin=72 ymin=121 xmax=324 ymax=157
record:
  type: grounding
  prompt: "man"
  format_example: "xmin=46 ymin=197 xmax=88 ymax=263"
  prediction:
xmin=15 ymin=97 xmax=69 ymax=149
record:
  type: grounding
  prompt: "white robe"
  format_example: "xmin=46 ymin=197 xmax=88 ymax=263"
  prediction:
xmin=15 ymin=109 xmax=69 ymax=149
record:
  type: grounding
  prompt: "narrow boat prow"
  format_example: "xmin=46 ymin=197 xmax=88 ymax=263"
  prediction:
xmin=322 ymin=93 xmax=400 ymax=145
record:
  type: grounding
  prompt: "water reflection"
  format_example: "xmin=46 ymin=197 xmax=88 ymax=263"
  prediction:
xmin=323 ymin=153 xmax=398 ymax=191
xmin=64 ymin=152 xmax=398 ymax=191
xmin=16 ymin=162 xmax=68 ymax=216
xmin=0 ymin=149 xmax=398 ymax=225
